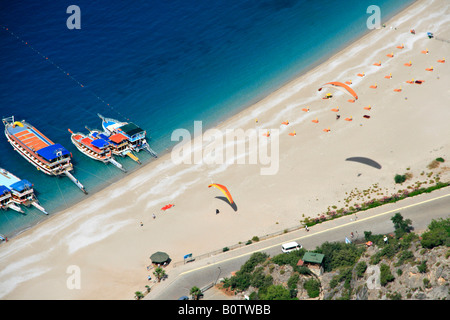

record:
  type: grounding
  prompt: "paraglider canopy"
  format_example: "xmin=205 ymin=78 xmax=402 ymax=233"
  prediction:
xmin=318 ymin=82 xmax=358 ymax=100
xmin=208 ymin=183 xmax=234 ymax=204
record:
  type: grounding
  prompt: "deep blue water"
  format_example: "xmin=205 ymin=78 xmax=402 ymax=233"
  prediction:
xmin=0 ymin=0 xmax=415 ymax=237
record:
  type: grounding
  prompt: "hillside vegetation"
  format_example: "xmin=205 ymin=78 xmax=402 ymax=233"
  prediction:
xmin=217 ymin=214 xmax=449 ymax=300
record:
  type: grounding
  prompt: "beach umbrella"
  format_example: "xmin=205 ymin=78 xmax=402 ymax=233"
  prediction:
xmin=150 ymin=251 xmax=170 ymax=264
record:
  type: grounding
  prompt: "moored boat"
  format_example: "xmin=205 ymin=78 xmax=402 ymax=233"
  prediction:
xmin=68 ymin=129 xmax=126 ymax=172
xmin=98 ymin=114 xmax=157 ymax=158
xmin=2 ymin=116 xmax=87 ymax=194
xmin=85 ymin=126 xmax=141 ymax=164
xmin=0 ymin=167 xmax=47 ymax=214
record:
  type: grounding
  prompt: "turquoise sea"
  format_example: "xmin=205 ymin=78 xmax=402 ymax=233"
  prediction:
xmin=0 ymin=0 xmax=415 ymax=237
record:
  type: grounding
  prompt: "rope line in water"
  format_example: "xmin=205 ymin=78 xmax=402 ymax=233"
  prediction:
xmin=1 ymin=25 xmax=130 ymax=122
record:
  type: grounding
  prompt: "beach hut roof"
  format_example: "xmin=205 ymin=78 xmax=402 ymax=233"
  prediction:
xmin=302 ymin=252 xmax=325 ymax=264
xmin=150 ymin=251 xmax=170 ymax=264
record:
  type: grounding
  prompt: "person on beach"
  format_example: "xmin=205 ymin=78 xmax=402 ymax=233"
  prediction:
xmin=216 ymin=209 xmax=220 ymax=214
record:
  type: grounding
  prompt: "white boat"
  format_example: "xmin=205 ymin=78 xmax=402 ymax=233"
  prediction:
xmin=68 ymin=129 xmax=126 ymax=172
xmin=2 ymin=116 xmax=87 ymax=194
xmin=0 ymin=167 xmax=47 ymax=214
xmin=85 ymin=126 xmax=141 ymax=164
xmin=98 ymin=114 xmax=157 ymax=157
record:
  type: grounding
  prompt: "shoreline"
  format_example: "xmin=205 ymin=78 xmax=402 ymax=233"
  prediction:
xmin=3 ymin=0 xmax=417 ymax=241
xmin=0 ymin=0 xmax=449 ymax=299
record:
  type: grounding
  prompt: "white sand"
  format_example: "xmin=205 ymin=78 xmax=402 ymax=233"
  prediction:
xmin=0 ymin=0 xmax=449 ymax=299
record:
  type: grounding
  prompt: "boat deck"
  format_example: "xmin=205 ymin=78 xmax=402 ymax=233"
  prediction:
xmin=10 ymin=126 xmax=53 ymax=152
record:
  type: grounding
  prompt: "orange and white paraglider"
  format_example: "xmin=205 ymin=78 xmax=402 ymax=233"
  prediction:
xmin=318 ymin=82 xmax=358 ymax=100
xmin=208 ymin=183 xmax=234 ymax=205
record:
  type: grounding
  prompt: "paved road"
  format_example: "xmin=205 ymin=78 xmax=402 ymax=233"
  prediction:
xmin=145 ymin=187 xmax=450 ymax=300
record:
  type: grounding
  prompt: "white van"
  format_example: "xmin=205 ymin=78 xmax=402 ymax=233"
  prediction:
xmin=281 ymin=241 xmax=302 ymax=253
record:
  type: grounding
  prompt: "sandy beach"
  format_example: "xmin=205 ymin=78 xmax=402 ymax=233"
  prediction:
xmin=0 ymin=0 xmax=449 ymax=300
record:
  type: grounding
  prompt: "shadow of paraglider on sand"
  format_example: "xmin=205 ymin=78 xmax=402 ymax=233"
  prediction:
xmin=215 ymin=196 xmax=238 ymax=212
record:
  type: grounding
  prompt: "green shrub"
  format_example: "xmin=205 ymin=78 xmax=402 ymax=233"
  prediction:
xmin=420 ymin=218 xmax=450 ymax=249
xmin=303 ymin=278 xmax=321 ymax=298
xmin=380 ymin=264 xmax=395 ymax=286
xmin=314 ymin=242 xmax=365 ymax=272
xmin=435 ymin=157 xmax=445 ymax=162
xmin=355 ymin=261 xmax=367 ymax=278
xmin=394 ymin=174 xmax=406 ymax=184
xmin=417 ymin=260 xmax=428 ymax=274
xmin=259 ymin=285 xmax=293 ymax=300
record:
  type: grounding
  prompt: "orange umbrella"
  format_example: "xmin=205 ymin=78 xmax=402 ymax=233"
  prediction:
xmin=312 ymin=118 xmax=319 ymax=123
xmin=345 ymin=80 xmax=352 ymax=85
xmin=384 ymin=73 xmax=392 ymax=79
xmin=421 ymin=48 xmax=429 ymax=54
xmin=437 ymin=58 xmax=445 ymax=63
xmin=386 ymin=52 xmax=394 ymax=58
xmin=348 ymin=99 xmax=355 ymax=103
xmin=394 ymin=87 xmax=402 ymax=92
xmin=262 ymin=130 xmax=270 ymax=137
xmin=281 ymin=120 xmax=289 ymax=125
xmin=331 ymin=108 xmax=339 ymax=112
xmin=404 ymin=61 xmax=412 ymax=67
xmin=323 ymin=127 xmax=330 ymax=132
xmin=357 ymin=72 xmax=365 ymax=77
xmin=302 ymin=107 xmax=310 ymax=112
xmin=406 ymin=78 xmax=414 ymax=84
xmin=364 ymin=105 xmax=372 ymax=110
xmin=396 ymin=44 xmax=404 ymax=49
xmin=369 ymin=83 xmax=377 ymax=89
xmin=288 ymin=130 xmax=296 ymax=136
xmin=373 ymin=61 xmax=381 ymax=66
xmin=425 ymin=66 xmax=434 ymax=71
xmin=345 ymin=117 xmax=353 ymax=121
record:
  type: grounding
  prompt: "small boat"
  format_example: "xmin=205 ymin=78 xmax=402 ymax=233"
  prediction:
xmin=0 ymin=168 xmax=47 ymax=214
xmin=2 ymin=116 xmax=87 ymax=194
xmin=68 ymin=129 xmax=126 ymax=172
xmin=85 ymin=127 xmax=141 ymax=164
xmin=98 ymin=114 xmax=157 ymax=158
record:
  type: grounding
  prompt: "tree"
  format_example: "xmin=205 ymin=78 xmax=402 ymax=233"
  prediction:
xmin=134 ymin=291 xmax=144 ymax=300
xmin=153 ymin=267 xmax=166 ymax=282
xmin=391 ymin=213 xmax=412 ymax=238
xmin=190 ymin=286 xmax=203 ymax=300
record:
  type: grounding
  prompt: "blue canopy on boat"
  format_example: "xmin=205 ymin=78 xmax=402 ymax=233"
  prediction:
xmin=91 ymin=139 xmax=109 ymax=149
xmin=36 ymin=144 xmax=70 ymax=161
xmin=10 ymin=180 xmax=33 ymax=192
xmin=0 ymin=185 xmax=11 ymax=196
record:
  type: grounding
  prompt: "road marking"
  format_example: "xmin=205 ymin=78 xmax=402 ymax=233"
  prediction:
xmin=179 ymin=191 xmax=450 ymax=276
